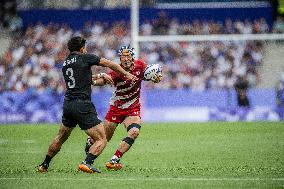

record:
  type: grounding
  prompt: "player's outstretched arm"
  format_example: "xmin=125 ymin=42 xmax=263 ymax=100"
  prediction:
xmin=92 ymin=78 xmax=105 ymax=86
xmin=99 ymin=58 xmax=137 ymax=81
xmin=92 ymin=73 xmax=114 ymax=86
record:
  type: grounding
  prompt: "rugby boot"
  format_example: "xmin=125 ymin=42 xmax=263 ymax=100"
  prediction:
xmin=78 ymin=161 xmax=101 ymax=173
xmin=105 ymin=159 xmax=123 ymax=170
xmin=37 ymin=163 xmax=48 ymax=173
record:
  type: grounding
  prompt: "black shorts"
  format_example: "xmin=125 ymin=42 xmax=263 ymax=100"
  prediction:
xmin=62 ymin=99 xmax=102 ymax=130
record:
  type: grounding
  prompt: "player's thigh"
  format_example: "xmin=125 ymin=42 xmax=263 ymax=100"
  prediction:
xmin=75 ymin=101 xmax=102 ymax=130
xmin=104 ymin=120 xmax=118 ymax=141
xmin=62 ymin=101 xmax=77 ymax=129
xmin=85 ymin=122 xmax=106 ymax=141
xmin=123 ymin=116 xmax=141 ymax=128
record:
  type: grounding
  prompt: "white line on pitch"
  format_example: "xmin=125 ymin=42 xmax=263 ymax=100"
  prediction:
xmin=0 ymin=139 xmax=8 ymax=144
xmin=0 ymin=177 xmax=283 ymax=181
xmin=22 ymin=139 xmax=35 ymax=144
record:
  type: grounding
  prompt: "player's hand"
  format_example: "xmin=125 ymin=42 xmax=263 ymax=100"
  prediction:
xmin=92 ymin=74 xmax=99 ymax=80
xmin=152 ymin=74 xmax=163 ymax=83
xmin=101 ymin=74 xmax=114 ymax=86
xmin=125 ymin=72 xmax=138 ymax=81
xmin=92 ymin=73 xmax=114 ymax=86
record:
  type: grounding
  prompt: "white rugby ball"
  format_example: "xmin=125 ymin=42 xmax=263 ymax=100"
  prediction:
xmin=143 ymin=64 xmax=162 ymax=81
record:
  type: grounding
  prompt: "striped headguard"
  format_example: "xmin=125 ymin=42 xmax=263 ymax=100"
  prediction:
xmin=118 ymin=45 xmax=135 ymax=58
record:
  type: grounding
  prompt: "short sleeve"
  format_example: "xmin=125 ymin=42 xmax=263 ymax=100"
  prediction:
xmin=83 ymin=54 xmax=101 ymax=66
xmin=138 ymin=60 xmax=147 ymax=73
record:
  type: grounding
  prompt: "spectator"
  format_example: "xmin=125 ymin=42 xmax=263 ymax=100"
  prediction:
xmin=234 ymin=76 xmax=250 ymax=107
xmin=0 ymin=0 xmax=22 ymax=32
xmin=276 ymin=70 xmax=284 ymax=119
xmin=273 ymin=16 xmax=284 ymax=33
xmin=152 ymin=11 xmax=170 ymax=35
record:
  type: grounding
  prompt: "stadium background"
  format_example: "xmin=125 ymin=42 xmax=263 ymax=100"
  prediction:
xmin=1 ymin=0 xmax=284 ymax=123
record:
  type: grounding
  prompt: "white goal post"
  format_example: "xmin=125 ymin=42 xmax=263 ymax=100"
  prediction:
xmin=138 ymin=34 xmax=284 ymax=42
xmin=131 ymin=0 xmax=284 ymax=58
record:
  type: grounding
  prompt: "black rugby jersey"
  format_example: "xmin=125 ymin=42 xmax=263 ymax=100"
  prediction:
xmin=62 ymin=52 xmax=100 ymax=100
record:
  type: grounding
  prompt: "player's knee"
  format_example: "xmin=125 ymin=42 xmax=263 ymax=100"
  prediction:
xmin=127 ymin=123 xmax=141 ymax=139
xmin=100 ymin=134 xmax=107 ymax=145
xmin=97 ymin=137 xmax=107 ymax=147
xmin=128 ymin=128 xmax=140 ymax=139
xmin=101 ymin=139 xmax=107 ymax=147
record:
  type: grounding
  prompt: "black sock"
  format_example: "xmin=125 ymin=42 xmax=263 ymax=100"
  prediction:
xmin=85 ymin=153 xmax=97 ymax=165
xmin=42 ymin=155 xmax=52 ymax=165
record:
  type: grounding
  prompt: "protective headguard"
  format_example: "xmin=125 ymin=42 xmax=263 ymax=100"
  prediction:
xmin=118 ymin=45 xmax=135 ymax=58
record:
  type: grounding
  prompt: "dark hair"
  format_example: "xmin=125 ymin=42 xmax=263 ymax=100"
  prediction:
xmin=67 ymin=36 xmax=86 ymax=52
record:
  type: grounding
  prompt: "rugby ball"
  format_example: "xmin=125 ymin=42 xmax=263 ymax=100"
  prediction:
xmin=143 ymin=64 xmax=162 ymax=81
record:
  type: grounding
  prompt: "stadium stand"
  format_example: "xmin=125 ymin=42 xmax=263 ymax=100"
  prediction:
xmin=0 ymin=16 xmax=273 ymax=92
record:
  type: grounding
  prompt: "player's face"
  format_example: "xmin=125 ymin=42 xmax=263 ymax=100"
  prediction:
xmin=120 ymin=54 xmax=133 ymax=69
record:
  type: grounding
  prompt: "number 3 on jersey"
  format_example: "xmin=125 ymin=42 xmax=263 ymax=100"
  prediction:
xmin=66 ymin=68 xmax=75 ymax=88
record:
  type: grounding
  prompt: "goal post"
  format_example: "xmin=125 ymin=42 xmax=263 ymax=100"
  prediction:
xmin=131 ymin=0 xmax=139 ymax=56
xmin=138 ymin=33 xmax=284 ymax=42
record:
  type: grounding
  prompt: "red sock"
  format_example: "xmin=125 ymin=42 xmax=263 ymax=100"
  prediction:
xmin=114 ymin=150 xmax=123 ymax=158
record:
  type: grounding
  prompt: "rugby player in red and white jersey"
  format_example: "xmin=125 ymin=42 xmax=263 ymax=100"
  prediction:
xmin=85 ymin=45 xmax=162 ymax=170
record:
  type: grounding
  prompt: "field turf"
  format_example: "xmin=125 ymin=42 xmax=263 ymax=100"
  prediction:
xmin=0 ymin=122 xmax=283 ymax=188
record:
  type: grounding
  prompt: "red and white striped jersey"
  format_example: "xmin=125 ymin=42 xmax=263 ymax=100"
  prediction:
xmin=109 ymin=59 xmax=147 ymax=110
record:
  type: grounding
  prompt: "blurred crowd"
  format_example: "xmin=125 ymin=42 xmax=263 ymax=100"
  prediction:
xmin=0 ymin=21 xmax=130 ymax=93
xmin=0 ymin=15 xmax=278 ymax=92
xmin=140 ymin=11 xmax=269 ymax=36
xmin=142 ymin=40 xmax=263 ymax=90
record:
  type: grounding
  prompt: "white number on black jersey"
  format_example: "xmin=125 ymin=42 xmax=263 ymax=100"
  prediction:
xmin=66 ymin=68 xmax=75 ymax=88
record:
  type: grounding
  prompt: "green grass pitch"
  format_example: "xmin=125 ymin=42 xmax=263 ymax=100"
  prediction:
xmin=0 ymin=122 xmax=283 ymax=188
